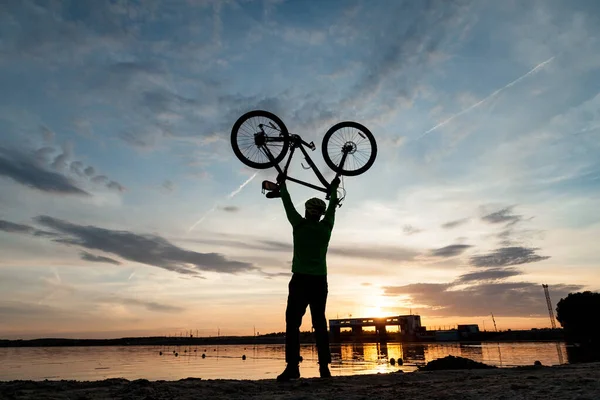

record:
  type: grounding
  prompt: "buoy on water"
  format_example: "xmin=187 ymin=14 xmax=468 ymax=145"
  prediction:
xmin=242 ymin=355 xmax=246 ymax=360
xmin=397 ymin=358 xmax=403 ymax=366
xmin=390 ymin=358 xmax=395 ymax=366
xmin=175 ymin=352 xmax=179 ymax=357
xmin=159 ymin=351 xmax=163 ymax=356
xmin=202 ymin=354 xmax=206 ymax=358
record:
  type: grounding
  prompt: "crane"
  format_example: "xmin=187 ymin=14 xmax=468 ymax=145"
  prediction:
xmin=542 ymin=284 xmax=564 ymax=364
xmin=542 ymin=284 xmax=557 ymax=329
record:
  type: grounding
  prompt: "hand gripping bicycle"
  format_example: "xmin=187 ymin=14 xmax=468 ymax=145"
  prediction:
xmin=230 ymin=110 xmax=377 ymax=204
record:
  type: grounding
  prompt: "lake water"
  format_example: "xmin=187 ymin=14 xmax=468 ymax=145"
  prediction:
xmin=0 ymin=342 xmax=567 ymax=381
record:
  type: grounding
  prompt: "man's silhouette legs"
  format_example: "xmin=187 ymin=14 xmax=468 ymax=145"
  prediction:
xmin=309 ymin=280 xmax=332 ymax=377
xmin=279 ymin=273 xmax=331 ymax=381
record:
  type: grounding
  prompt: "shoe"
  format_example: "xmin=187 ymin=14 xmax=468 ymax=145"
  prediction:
xmin=276 ymin=364 xmax=300 ymax=382
xmin=319 ymin=365 xmax=332 ymax=378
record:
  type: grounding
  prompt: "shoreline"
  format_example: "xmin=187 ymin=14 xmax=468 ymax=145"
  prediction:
xmin=0 ymin=331 xmax=565 ymax=348
xmin=1 ymin=362 xmax=598 ymax=399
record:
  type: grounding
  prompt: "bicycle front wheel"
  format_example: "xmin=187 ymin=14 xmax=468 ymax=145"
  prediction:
xmin=231 ymin=110 xmax=290 ymax=169
xmin=322 ymin=121 xmax=377 ymax=176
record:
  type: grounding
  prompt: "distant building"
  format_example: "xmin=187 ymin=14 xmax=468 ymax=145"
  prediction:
xmin=434 ymin=330 xmax=460 ymax=341
xmin=458 ymin=324 xmax=480 ymax=334
xmin=328 ymin=315 xmax=422 ymax=340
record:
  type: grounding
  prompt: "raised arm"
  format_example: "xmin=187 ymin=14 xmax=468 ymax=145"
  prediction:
xmin=322 ymin=178 xmax=340 ymax=228
xmin=279 ymin=181 xmax=303 ymax=227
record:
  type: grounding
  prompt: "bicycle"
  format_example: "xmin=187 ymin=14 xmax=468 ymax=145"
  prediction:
xmin=230 ymin=110 xmax=377 ymax=205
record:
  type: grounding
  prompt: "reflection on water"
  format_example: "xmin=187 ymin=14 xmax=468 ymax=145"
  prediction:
xmin=0 ymin=342 xmax=568 ymax=381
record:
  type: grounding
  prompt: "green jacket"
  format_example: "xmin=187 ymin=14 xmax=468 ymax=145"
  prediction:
xmin=280 ymin=182 xmax=338 ymax=276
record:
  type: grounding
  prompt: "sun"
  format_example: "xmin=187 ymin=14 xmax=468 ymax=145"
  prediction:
xmin=361 ymin=296 xmax=396 ymax=318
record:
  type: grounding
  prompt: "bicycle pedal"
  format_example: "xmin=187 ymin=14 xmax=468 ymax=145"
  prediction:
xmin=266 ymin=191 xmax=281 ymax=199
xmin=262 ymin=180 xmax=278 ymax=191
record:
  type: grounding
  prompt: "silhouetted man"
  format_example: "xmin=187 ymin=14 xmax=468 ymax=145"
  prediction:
xmin=275 ymin=175 xmax=340 ymax=381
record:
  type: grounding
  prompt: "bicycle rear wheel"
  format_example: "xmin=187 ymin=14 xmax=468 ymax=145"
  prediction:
xmin=231 ymin=110 xmax=289 ymax=169
xmin=322 ymin=121 xmax=377 ymax=176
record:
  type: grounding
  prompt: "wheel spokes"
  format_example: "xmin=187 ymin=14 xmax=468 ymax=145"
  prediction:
xmin=236 ymin=116 xmax=286 ymax=164
xmin=326 ymin=126 xmax=373 ymax=171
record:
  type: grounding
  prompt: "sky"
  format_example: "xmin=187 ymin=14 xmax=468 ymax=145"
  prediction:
xmin=1 ymin=0 xmax=599 ymax=339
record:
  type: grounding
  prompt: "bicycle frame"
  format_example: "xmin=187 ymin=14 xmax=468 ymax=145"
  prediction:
xmin=259 ymin=134 xmax=348 ymax=200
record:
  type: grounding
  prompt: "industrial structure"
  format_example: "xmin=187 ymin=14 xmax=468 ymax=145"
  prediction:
xmin=328 ymin=315 xmax=486 ymax=342
xmin=329 ymin=315 xmax=422 ymax=341
xmin=542 ymin=284 xmax=558 ymax=329
xmin=542 ymin=284 xmax=564 ymax=364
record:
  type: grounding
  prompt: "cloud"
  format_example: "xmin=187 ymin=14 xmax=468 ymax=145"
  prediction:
xmin=34 ymin=147 xmax=56 ymax=163
xmin=0 ymin=147 xmax=89 ymax=195
xmin=80 ymin=251 xmax=121 ymax=265
xmin=470 ymin=247 xmax=550 ymax=268
xmin=441 ymin=218 xmax=470 ymax=229
xmin=70 ymin=161 xmax=85 ymax=177
xmin=0 ymin=143 xmax=124 ymax=196
xmin=91 ymin=175 xmax=108 ymax=184
xmin=100 ymin=296 xmax=184 ymax=313
xmin=0 ymin=219 xmax=57 ymax=238
xmin=383 ymin=282 xmax=582 ymax=317
xmin=403 ymin=225 xmax=422 ymax=235
xmin=194 ymin=236 xmax=422 ymax=264
xmin=162 ymin=180 xmax=175 ymax=192
xmin=0 ymin=220 xmax=35 ymax=234
xmin=481 ymin=206 xmax=523 ymax=226
xmin=51 ymin=142 xmax=73 ymax=171
xmin=220 ymin=206 xmax=239 ymax=212
xmin=0 ymin=301 xmax=76 ymax=320
xmin=431 ymin=244 xmax=473 ymax=258
xmin=260 ymin=271 xmax=291 ymax=280
xmin=107 ymin=181 xmax=126 ymax=192
xmin=346 ymin=1 xmax=473 ymax=107
xmin=457 ymin=268 xmax=522 ymax=283
xmin=40 ymin=126 xmax=55 ymax=143
xmin=34 ymin=215 xmax=256 ymax=276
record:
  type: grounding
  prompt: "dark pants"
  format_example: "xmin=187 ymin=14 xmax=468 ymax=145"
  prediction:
xmin=285 ymin=273 xmax=331 ymax=365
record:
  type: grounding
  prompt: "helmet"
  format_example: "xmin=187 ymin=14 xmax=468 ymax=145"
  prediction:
xmin=305 ymin=197 xmax=326 ymax=216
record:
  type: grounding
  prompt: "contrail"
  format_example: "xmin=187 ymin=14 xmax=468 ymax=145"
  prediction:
xmin=418 ymin=56 xmax=555 ymax=140
xmin=227 ymin=173 xmax=257 ymax=199
xmin=53 ymin=268 xmax=62 ymax=284
xmin=188 ymin=203 xmax=218 ymax=232
xmin=188 ymin=173 xmax=257 ymax=232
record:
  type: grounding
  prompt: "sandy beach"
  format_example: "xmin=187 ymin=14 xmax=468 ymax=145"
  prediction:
xmin=1 ymin=362 xmax=598 ymax=400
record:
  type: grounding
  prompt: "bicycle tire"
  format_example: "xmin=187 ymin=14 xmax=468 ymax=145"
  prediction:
xmin=231 ymin=110 xmax=290 ymax=169
xmin=321 ymin=121 xmax=377 ymax=176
